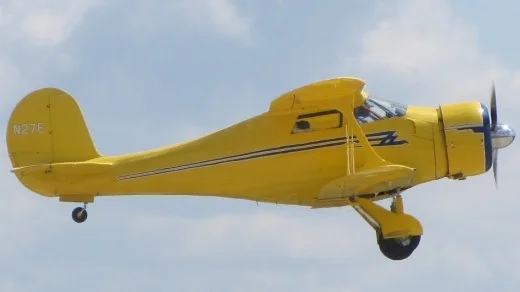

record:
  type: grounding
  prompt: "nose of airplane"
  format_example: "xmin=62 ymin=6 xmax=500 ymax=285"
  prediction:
xmin=491 ymin=123 xmax=515 ymax=149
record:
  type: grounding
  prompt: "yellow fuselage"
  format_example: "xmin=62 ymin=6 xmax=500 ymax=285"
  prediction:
xmin=24 ymin=105 xmax=489 ymax=206
xmin=8 ymin=86 xmax=491 ymax=207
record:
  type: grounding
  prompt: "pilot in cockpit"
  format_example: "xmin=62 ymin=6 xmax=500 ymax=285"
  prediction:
xmin=354 ymin=106 xmax=371 ymax=124
xmin=292 ymin=120 xmax=311 ymax=133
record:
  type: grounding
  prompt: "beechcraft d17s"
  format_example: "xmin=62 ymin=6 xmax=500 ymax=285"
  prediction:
xmin=6 ymin=77 xmax=515 ymax=260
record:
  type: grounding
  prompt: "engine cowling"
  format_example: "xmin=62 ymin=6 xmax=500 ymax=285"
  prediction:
xmin=438 ymin=102 xmax=492 ymax=179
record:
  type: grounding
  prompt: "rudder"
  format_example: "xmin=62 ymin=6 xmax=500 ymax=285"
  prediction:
xmin=6 ymin=88 xmax=100 ymax=169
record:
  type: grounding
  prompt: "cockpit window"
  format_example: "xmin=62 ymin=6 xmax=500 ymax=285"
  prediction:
xmin=368 ymin=97 xmax=408 ymax=117
xmin=354 ymin=97 xmax=408 ymax=124
xmin=291 ymin=110 xmax=343 ymax=133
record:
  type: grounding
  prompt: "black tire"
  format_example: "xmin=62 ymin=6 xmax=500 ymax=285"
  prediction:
xmin=378 ymin=235 xmax=421 ymax=260
xmin=72 ymin=207 xmax=88 ymax=223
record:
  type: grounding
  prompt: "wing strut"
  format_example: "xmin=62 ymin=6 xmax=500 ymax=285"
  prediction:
xmin=345 ymin=96 xmax=356 ymax=175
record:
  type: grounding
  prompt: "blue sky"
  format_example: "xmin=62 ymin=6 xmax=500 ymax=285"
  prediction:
xmin=1 ymin=0 xmax=520 ymax=291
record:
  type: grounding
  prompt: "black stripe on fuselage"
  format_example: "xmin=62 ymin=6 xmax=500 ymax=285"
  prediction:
xmin=117 ymin=137 xmax=346 ymax=180
xmin=117 ymin=131 xmax=407 ymax=181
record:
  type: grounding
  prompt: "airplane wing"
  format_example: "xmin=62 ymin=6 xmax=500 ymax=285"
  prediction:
xmin=311 ymin=164 xmax=416 ymax=208
xmin=269 ymin=77 xmax=367 ymax=112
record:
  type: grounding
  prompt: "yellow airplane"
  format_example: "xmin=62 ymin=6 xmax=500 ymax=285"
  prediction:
xmin=5 ymin=77 xmax=515 ymax=260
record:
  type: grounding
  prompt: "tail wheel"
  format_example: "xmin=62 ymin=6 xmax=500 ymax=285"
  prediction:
xmin=378 ymin=235 xmax=421 ymax=260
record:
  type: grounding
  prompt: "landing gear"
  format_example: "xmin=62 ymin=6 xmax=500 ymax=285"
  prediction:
xmin=378 ymin=235 xmax=421 ymax=260
xmin=71 ymin=203 xmax=88 ymax=223
xmin=377 ymin=194 xmax=421 ymax=260
xmin=350 ymin=192 xmax=423 ymax=260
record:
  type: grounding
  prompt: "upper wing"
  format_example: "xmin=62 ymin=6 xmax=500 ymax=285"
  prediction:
xmin=269 ymin=77 xmax=367 ymax=112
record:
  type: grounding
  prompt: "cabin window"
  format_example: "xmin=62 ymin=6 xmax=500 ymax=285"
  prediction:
xmin=354 ymin=97 xmax=408 ymax=124
xmin=291 ymin=110 xmax=342 ymax=133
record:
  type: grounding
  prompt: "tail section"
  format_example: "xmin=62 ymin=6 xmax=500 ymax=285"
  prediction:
xmin=6 ymin=88 xmax=100 ymax=168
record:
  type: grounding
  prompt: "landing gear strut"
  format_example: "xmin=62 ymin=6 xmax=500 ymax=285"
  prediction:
xmin=72 ymin=203 xmax=88 ymax=223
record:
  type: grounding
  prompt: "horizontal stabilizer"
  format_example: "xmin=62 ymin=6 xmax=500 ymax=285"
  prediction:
xmin=10 ymin=161 xmax=114 ymax=197
xmin=11 ymin=161 xmax=113 ymax=177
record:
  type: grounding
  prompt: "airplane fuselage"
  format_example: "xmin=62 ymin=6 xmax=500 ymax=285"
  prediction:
xmin=7 ymin=81 xmax=493 ymax=208
xmin=60 ymin=102 xmax=489 ymax=206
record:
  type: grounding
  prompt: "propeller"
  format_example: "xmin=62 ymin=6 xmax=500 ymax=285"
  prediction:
xmin=488 ymin=83 xmax=515 ymax=187
xmin=490 ymin=83 xmax=497 ymax=131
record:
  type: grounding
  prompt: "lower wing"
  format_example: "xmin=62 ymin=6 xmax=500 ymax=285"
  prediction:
xmin=311 ymin=164 xmax=416 ymax=208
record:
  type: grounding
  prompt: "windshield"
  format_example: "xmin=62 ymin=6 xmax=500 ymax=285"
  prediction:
xmin=366 ymin=97 xmax=407 ymax=117
xmin=354 ymin=97 xmax=408 ymax=124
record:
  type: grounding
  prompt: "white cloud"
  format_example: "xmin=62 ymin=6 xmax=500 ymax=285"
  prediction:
xmin=0 ymin=0 xmax=100 ymax=112
xmin=0 ymin=57 xmax=20 ymax=107
xmin=126 ymin=210 xmax=362 ymax=261
xmin=0 ymin=0 xmax=101 ymax=46
xmin=129 ymin=0 xmax=251 ymax=40
xmin=361 ymin=0 xmax=477 ymax=74
xmin=354 ymin=0 xmax=520 ymax=109
xmin=184 ymin=0 xmax=252 ymax=39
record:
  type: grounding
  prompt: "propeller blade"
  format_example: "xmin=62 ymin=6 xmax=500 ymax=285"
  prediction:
xmin=490 ymin=83 xmax=497 ymax=131
xmin=492 ymin=148 xmax=498 ymax=188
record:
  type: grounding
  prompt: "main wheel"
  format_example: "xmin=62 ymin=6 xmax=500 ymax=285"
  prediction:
xmin=72 ymin=207 xmax=88 ymax=223
xmin=378 ymin=235 xmax=421 ymax=260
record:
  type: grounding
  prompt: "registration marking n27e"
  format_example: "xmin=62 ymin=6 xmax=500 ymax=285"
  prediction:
xmin=13 ymin=123 xmax=45 ymax=135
